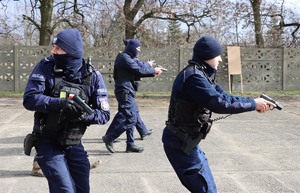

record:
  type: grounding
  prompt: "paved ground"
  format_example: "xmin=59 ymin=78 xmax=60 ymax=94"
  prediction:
xmin=0 ymin=97 xmax=299 ymax=193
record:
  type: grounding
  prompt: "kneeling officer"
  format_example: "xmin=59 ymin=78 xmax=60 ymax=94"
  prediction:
xmin=23 ymin=28 xmax=110 ymax=193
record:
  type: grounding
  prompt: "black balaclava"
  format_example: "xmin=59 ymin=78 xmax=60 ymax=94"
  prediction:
xmin=124 ymin=39 xmax=141 ymax=58
xmin=52 ymin=28 xmax=83 ymax=81
xmin=192 ymin=36 xmax=223 ymax=77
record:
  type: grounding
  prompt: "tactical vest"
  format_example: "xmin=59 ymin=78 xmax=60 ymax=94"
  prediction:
xmin=44 ymin=66 xmax=92 ymax=146
xmin=166 ymin=63 xmax=212 ymax=139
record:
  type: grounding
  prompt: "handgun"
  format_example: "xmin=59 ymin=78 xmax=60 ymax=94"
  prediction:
xmin=156 ymin=65 xmax=168 ymax=72
xmin=148 ymin=59 xmax=168 ymax=72
xmin=72 ymin=95 xmax=94 ymax=115
xmin=260 ymin=94 xmax=284 ymax=110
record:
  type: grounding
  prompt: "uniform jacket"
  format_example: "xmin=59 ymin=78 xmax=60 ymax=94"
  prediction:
xmin=23 ymin=56 xmax=110 ymax=126
xmin=172 ymin=61 xmax=256 ymax=114
xmin=113 ymin=52 xmax=155 ymax=95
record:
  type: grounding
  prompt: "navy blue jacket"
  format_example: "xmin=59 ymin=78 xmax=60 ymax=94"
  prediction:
xmin=113 ymin=52 xmax=155 ymax=95
xmin=172 ymin=62 xmax=256 ymax=114
xmin=23 ymin=56 xmax=110 ymax=126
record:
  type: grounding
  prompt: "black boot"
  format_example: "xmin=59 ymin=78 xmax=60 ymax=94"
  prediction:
xmin=126 ymin=144 xmax=144 ymax=153
xmin=102 ymin=136 xmax=115 ymax=153
xmin=141 ymin=129 xmax=154 ymax=140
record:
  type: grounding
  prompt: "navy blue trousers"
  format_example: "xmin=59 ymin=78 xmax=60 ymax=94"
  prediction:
xmin=162 ymin=127 xmax=217 ymax=193
xmin=135 ymin=109 xmax=149 ymax=137
xmin=105 ymin=91 xmax=147 ymax=145
xmin=34 ymin=140 xmax=90 ymax=193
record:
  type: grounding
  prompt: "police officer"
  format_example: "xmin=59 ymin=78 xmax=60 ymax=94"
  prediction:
xmin=23 ymin=28 xmax=110 ymax=193
xmin=104 ymin=106 xmax=153 ymax=143
xmin=162 ymin=36 xmax=275 ymax=193
xmin=136 ymin=111 xmax=154 ymax=140
xmin=102 ymin=39 xmax=163 ymax=153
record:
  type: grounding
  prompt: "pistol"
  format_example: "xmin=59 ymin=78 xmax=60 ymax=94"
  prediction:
xmin=260 ymin=94 xmax=284 ymax=110
xmin=156 ymin=65 xmax=168 ymax=72
xmin=72 ymin=95 xmax=93 ymax=115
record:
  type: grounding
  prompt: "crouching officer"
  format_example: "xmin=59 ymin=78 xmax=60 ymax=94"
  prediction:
xmin=162 ymin=36 xmax=275 ymax=193
xmin=23 ymin=28 xmax=110 ymax=193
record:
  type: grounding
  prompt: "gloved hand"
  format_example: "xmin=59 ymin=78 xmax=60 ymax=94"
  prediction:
xmin=59 ymin=98 xmax=86 ymax=121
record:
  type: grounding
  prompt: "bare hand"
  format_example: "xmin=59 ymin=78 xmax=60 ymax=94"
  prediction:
xmin=254 ymin=98 xmax=276 ymax=113
xmin=148 ymin=60 xmax=156 ymax=67
xmin=154 ymin=67 xmax=163 ymax=76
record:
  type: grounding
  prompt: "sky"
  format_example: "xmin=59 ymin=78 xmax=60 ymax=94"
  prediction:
xmin=1 ymin=0 xmax=299 ymax=36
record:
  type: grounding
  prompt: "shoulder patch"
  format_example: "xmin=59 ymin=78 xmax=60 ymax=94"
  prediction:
xmin=99 ymin=98 xmax=110 ymax=111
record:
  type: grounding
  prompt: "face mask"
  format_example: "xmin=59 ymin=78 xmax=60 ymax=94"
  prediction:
xmin=53 ymin=54 xmax=82 ymax=80
xmin=125 ymin=43 xmax=141 ymax=57
xmin=203 ymin=61 xmax=217 ymax=77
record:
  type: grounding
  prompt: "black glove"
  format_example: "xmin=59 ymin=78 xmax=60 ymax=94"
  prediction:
xmin=59 ymin=98 xmax=86 ymax=121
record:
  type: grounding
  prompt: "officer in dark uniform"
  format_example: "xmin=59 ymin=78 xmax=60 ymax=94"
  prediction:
xmin=162 ymin=36 xmax=275 ymax=193
xmin=135 ymin=111 xmax=154 ymax=140
xmin=23 ymin=28 xmax=110 ymax=193
xmin=102 ymin=39 xmax=163 ymax=153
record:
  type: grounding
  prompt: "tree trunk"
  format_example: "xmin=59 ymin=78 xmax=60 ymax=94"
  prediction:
xmin=39 ymin=0 xmax=54 ymax=46
xmin=250 ymin=0 xmax=264 ymax=47
xmin=125 ymin=23 xmax=136 ymax=39
xmin=123 ymin=0 xmax=144 ymax=39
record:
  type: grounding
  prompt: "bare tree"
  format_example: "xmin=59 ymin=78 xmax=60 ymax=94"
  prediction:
xmin=249 ymin=0 xmax=264 ymax=47
xmin=0 ymin=0 xmax=25 ymax=45
xmin=267 ymin=3 xmax=300 ymax=47
xmin=22 ymin=0 xmax=85 ymax=46
xmin=2 ymin=0 xmax=300 ymax=48
xmin=81 ymin=0 xmax=125 ymax=48
xmin=118 ymin=0 xmax=215 ymax=42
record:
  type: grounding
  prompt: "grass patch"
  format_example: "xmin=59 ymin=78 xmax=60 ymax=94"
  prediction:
xmin=1 ymin=90 xmax=299 ymax=99
xmin=136 ymin=91 xmax=171 ymax=98
xmin=231 ymin=90 xmax=300 ymax=99
xmin=0 ymin=91 xmax=24 ymax=98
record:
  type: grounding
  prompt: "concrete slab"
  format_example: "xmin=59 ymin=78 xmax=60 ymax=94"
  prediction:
xmin=0 ymin=97 xmax=299 ymax=193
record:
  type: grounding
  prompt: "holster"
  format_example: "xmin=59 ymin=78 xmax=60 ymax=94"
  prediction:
xmin=23 ymin=133 xmax=39 ymax=156
xmin=199 ymin=120 xmax=212 ymax=139
xmin=166 ymin=121 xmax=212 ymax=155
xmin=121 ymin=90 xmax=129 ymax=102
xmin=132 ymin=81 xmax=139 ymax=91
xmin=23 ymin=123 xmax=42 ymax=156
xmin=181 ymin=132 xmax=203 ymax=155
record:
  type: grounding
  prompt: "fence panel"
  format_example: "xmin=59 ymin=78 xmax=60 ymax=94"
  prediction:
xmin=0 ymin=46 xmax=14 ymax=91
xmin=283 ymin=48 xmax=300 ymax=90
xmin=240 ymin=48 xmax=283 ymax=91
xmin=0 ymin=46 xmax=299 ymax=92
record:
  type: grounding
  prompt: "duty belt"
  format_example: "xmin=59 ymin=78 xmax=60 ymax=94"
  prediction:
xmin=165 ymin=123 xmax=204 ymax=155
xmin=165 ymin=125 xmax=190 ymax=142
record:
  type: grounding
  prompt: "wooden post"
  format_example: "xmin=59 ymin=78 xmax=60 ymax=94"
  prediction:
xmin=282 ymin=47 xmax=286 ymax=90
xmin=227 ymin=46 xmax=243 ymax=93
xmin=13 ymin=45 xmax=19 ymax=92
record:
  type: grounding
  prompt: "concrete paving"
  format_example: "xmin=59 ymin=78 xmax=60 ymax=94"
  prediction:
xmin=0 ymin=97 xmax=299 ymax=193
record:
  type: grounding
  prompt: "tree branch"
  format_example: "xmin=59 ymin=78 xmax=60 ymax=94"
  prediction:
xmin=22 ymin=14 xmax=41 ymax=30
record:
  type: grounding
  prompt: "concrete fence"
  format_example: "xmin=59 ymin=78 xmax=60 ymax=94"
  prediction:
xmin=0 ymin=46 xmax=299 ymax=92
